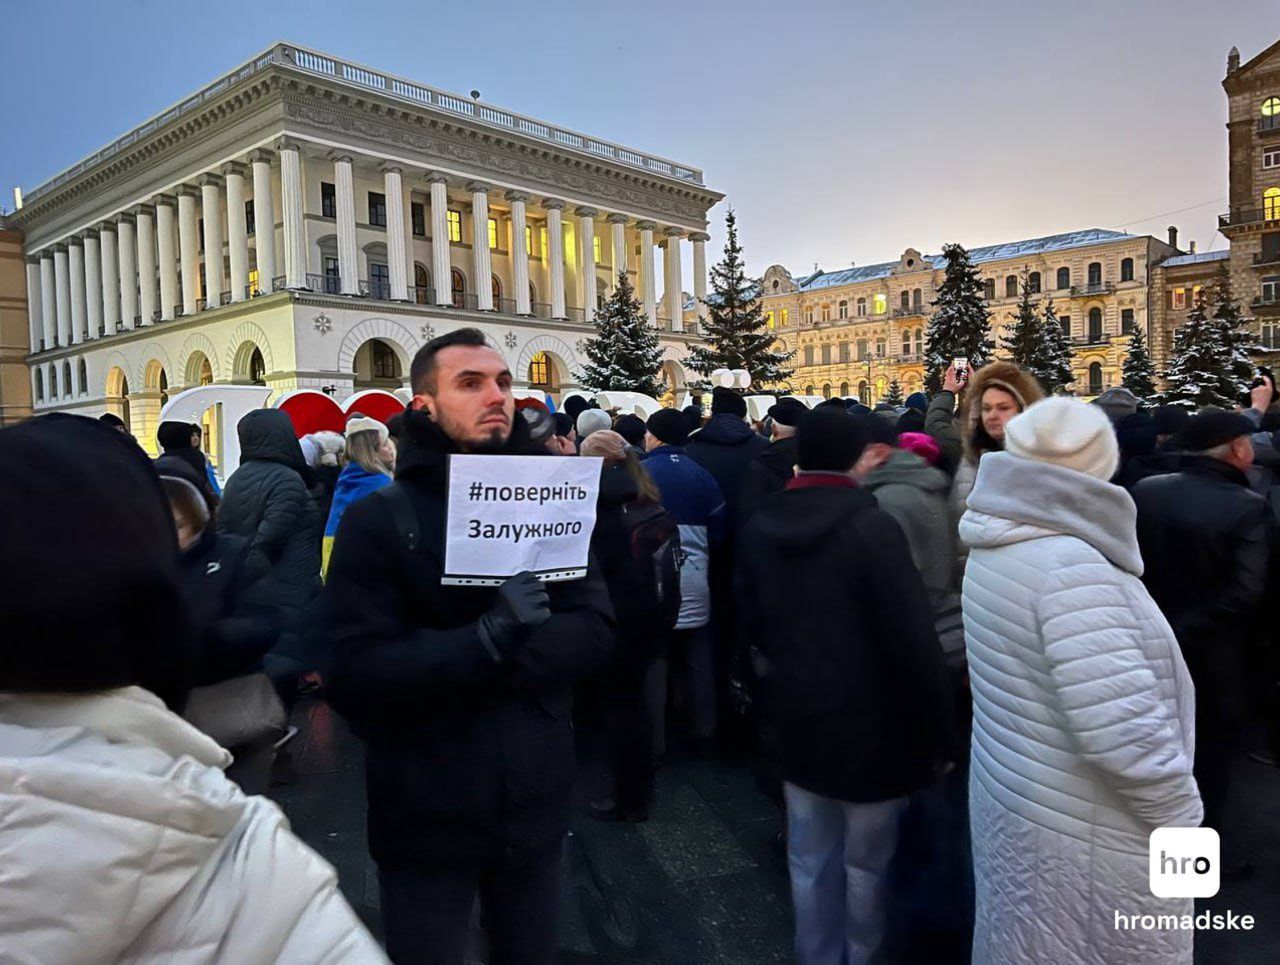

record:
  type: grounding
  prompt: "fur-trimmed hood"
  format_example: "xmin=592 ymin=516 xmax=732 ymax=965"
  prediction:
xmin=960 ymin=361 xmax=1044 ymax=463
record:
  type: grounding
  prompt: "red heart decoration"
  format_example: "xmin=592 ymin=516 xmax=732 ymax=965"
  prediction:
xmin=274 ymin=389 xmax=406 ymax=437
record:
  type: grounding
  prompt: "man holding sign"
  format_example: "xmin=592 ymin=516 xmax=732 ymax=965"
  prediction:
xmin=322 ymin=328 xmax=614 ymax=965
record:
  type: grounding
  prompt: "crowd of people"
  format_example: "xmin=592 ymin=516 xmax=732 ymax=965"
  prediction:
xmin=1 ymin=324 xmax=1276 ymax=964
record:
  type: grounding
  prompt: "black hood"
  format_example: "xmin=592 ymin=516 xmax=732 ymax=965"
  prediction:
xmin=691 ymin=413 xmax=762 ymax=448
xmin=751 ymin=484 xmax=876 ymax=554
xmin=598 ymin=463 xmax=639 ymax=509
xmin=395 ymin=405 xmax=543 ymax=491
xmin=237 ymin=409 xmax=307 ymax=474
xmin=756 ymin=436 xmax=799 ymax=475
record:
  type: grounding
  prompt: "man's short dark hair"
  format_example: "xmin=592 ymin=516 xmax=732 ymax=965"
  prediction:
xmin=410 ymin=327 xmax=490 ymax=394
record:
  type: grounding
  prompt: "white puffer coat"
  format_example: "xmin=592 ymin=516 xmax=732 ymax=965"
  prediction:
xmin=960 ymin=453 xmax=1203 ymax=965
xmin=0 ymin=687 xmax=386 ymax=964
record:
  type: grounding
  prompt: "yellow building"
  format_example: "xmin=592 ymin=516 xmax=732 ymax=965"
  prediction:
xmin=759 ymin=229 xmax=1174 ymax=403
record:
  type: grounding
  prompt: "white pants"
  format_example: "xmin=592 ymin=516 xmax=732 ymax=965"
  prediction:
xmin=784 ymin=782 xmax=907 ymax=965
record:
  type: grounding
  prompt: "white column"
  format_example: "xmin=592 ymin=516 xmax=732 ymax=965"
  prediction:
xmin=53 ymin=245 xmax=71 ymax=346
xmin=609 ymin=214 xmax=628 ymax=284
xmin=249 ymin=149 xmax=277 ymax=292
xmin=545 ymin=199 xmax=566 ymax=319
xmin=383 ymin=166 xmax=409 ymax=300
xmin=279 ymin=142 xmax=307 ymax=291
xmin=665 ymin=228 xmax=684 ymax=333
xmin=40 ymin=254 xmax=56 ymax=350
xmin=177 ymin=187 xmax=200 ymax=314
xmin=135 ymin=205 xmax=158 ymax=326
xmin=68 ymin=240 xmax=87 ymax=344
xmin=428 ymin=174 xmax=452 ymax=307
xmin=332 ymin=155 xmax=359 ymax=295
xmin=691 ymin=231 xmax=709 ymax=327
xmin=223 ymin=163 xmax=249 ymax=302
xmin=577 ymin=207 xmax=598 ymax=320
xmin=638 ymin=221 xmax=657 ymax=326
xmin=200 ymin=175 xmax=225 ymax=306
xmin=155 ymin=196 xmax=179 ymax=320
xmin=470 ymin=183 xmax=493 ymax=311
xmin=25 ymin=257 xmax=43 ymax=353
xmin=100 ymin=223 xmax=120 ymax=334
xmin=118 ymin=214 xmax=139 ymax=329
xmin=507 ymin=191 xmax=531 ymax=315
xmin=84 ymin=231 xmax=102 ymax=339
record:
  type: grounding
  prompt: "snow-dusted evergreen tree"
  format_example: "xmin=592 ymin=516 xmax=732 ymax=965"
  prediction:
xmin=1210 ymin=267 xmax=1258 ymax=397
xmin=576 ymin=269 xmax=664 ymax=397
xmin=1000 ymin=272 xmax=1044 ymax=371
xmin=1121 ymin=323 xmax=1157 ymax=399
xmin=884 ymin=378 xmax=904 ymax=406
xmin=1160 ymin=291 xmax=1234 ymax=409
xmin=924 ymin=243 xmax=994 ymax=393
xmin=1039 ymin=297 xmax=1076 ymax=394
xmin=685 ymin=209 xmax=792 ymax=386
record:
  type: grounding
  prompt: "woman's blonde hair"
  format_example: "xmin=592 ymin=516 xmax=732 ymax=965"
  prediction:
xmin=344 ymin=429 xmax=394 ymax=477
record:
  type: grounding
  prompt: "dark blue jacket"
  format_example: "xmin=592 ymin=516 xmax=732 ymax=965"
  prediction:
xmin=644 ymin=445 xmax=725 ymax=628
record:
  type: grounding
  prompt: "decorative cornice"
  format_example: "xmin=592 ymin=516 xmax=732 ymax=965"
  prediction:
xmin=274 ymin=136 xmax=302 ymax=152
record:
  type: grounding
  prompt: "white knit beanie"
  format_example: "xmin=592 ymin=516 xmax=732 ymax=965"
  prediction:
xmin=576 ymin=408 xmax=612 ymax=440
xmin=345 ymin=416 xmax=389 ymax=445
xmin=1003 ymin=397 xmax=1119 ymax=481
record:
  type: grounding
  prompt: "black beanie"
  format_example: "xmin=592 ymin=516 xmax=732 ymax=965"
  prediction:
xmin=897 ymin=409 xmax=925 ymax=434
xmin=614 ymin=413 xmax=647 ymax=447
xmin=683 ymin=404 xmax=703 ymax=429
xmin=157 ymin=420 xmax=195 ymax=453
xmin=552 ymin=412 xmax=575 ymax=438
xmin=711 ymin=387 xmax=747 ymax=418
xmin=797 ymin=407 xmax=868 ymax=473
xmin=855 ymin=412 xmax=898 ymax=447
xmin=1152 ymin=404 xmax=1191 ymax=437
xmin=648 ymin=408 xmax=691 ymax=446
xmin=0 ymin=415 xmax=193 ymax=709
xmin=564 ymin=395 xmax=589 ymax=421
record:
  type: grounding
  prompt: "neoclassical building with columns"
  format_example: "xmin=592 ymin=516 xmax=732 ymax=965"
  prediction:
xmin=11 ymin=42 xmax=721 ymax=454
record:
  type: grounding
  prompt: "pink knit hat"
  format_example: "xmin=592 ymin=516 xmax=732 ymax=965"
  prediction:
xmin=579 ymin=429 xmax=628 ymax=463
xmin=897 ymin=431 xmax=941 ymax=465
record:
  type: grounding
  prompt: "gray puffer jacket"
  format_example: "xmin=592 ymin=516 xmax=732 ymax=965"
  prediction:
xmin=864 ymin=448 xmax=956 ymax=611
xmin=219 ymin=410 xmax=321 ymax=621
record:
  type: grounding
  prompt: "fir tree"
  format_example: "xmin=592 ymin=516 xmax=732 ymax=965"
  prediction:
xmin=1209 ymin=267 xmax=1258 ymax=399
xmin=685 ymin=209 xmax=793 ymax=386
xmin=924 ymin=243 xmax=994 ymax=393
xmin=575 ymin=269 xmax=664 ymax=397
xmin=1039 ymin=297 xmax=1076 ymax=394
xmin=1000 ymin=271 xmax=1045 ymax=372
xmin=1120 ymin=323 xmax=1157 ymax=400
xmin=884 ymin=378 xmax=904 ymax=406
xmin=1159 ymin=291 xmax=1234 ymax=409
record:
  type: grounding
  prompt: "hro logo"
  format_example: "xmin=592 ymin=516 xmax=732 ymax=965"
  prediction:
xmin=1149 ymin=827 xmax=1220 ymax=898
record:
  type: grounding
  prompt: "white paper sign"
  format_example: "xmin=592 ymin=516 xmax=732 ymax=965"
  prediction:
xmin=443 ymin=454 xmax=603 ymax=585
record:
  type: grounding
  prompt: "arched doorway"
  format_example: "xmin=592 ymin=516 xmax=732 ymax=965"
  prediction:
xmin=1088 ymin=362 xmax=1103 ymax=396
xmin=414 ymin=264 xmax=431 ymax=304
xmin=659 ymin=359 xmax=687 ymax=408
xmin=232 ymin=342 xmax=267 ymax=386
xmin=451 ymin=269 xmax=467 ymax=308
xmin=105 ymin=366 xmax=130 ymax=431
xmin=491 ymin=275 xmax=502 ymax=310
xmin=185 ymin=351 xmax=214 ymax=388
xmin=857 ymin=380 xmax=868 ymax=403
xmin=138 ymin=360 xmax=169 ymax=455
xmin=353 ymin=338 xmax=406 ymax=390
xmin=527 ymin=351 xmax=567 ymax=402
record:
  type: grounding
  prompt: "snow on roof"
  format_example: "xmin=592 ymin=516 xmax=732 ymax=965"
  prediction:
xmin=794 ymin=228 xmax=1138 ymax=293
xmin=1160 ymin=249 xmax=1230 ymax=268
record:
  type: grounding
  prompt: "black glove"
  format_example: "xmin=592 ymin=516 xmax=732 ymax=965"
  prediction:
xmin=477 ymin=571 xmax=551 ymax=661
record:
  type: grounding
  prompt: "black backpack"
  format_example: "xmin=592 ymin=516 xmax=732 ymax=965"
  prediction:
xmin=616 ymin=500 xmax=682 ymax=640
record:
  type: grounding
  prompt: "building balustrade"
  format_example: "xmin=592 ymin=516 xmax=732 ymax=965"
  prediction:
xmin=1220 ymin=208 xmax=1280 ymax=229
xmin=1259 ymin=115 xmax=1280 ymax=134
xmin=1071 ymin=283 xmax=1114 ymax=296
xmin=1253 ymin=251 xmax=1280 ymax=267
xmin=531 ymin=302 xmax=552 ymax=319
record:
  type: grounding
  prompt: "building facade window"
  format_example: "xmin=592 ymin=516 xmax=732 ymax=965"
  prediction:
xmin=821 ymin=344 xmax=832 ymax=365
xmin=1263 ymin=319 xmax=1280 ymax=350
xmin=492 ymin=276 xmax=502 ymax=304
xmin=368 ymin=192 xmax=387 ymax=228
xmin=321 ymin=182 xmax=337 ymax=218
xmin=371 ymin=340 xmax=398 ymax=380
xmin=593 ymin=235 xmax=601 ymax=264
xmin=901 ymin=333 xmax=911 ymax=357
xmin=822 ymin=383 xmax=832 ymax=399
xmin=1057 ymin=266 xmax=1070 ymax=289
xmin=1088 ymin=362 xmax=1103 ymax=396
xmin=34 ymin=368 xmax=42 ymax=402
xmin=1263 ymin=275 xmax=1280 ymax=303
xmin=1059 ymin=313 xmax=1072 ymax=337
xmin=63 ymin=362 xmax=72 ymax=397
xmin=451 ymin=268 xmax=466 ymax=307
xmin=821 ymin=305 xmax=831 ymax=322
xmin=1172 ymin=288 xmax=1186 ymax=309
xmin=912 ymin=288 xmax=923 ymax=308
xmin=529 ymin=351 xmax=550 ymax=387
xmin=765 ymin=311 xmax=775 ymax=330
xmin=838 ymin=300 xmax=848 ymax=319
xmin=1088 ymin=307 xmax=1103 ymax=342
xmin=1088 ymin=262 xmax=1102 ymax=286
xmin=414 ymin=264 xmax=430 ymax=303
xmin=1193 ymin=284 xmax=1204 ymax=305
xmin=411 ymin=203 xmax=426 ymax=237
xmin=805 ymin=308 xmax=814 ymax=324
xmin=1120 ymin=258 xmax=1134 ymax=282
xmin=781 ymin=309 xmax=789 ymax=327
xmin=1265 ymin=147 xmax=1280 ymax=170
xmin=857 ymin=339 xmax=869 ymax=361
xmin=248 ymin=268 xmax=259 ymax=296
xmin=1121 ymin=308 xmax=1135 ymax=334
xmin=983 ymin=278 xmax=996 ymax=300
xmin=447 ymin=210 xmax=462 ymax=243
xmin=1028 ymin=272 xmax=1041 ymax=294
xmin=245 ymin=200 xmax=255 ymax=235
xmin=856 ymin=297 xmax=867 ymax=317
xmin=840 ymin=382 xmax=849 ymax=397
xmin=804 ymin=346 xmax=815 ymax=366
xmin=900 ymin=291 xmax=910 ymax=310
xmin=487 ymin=218 xmax=499 ymax=250
xmin=875 ymin=337 xmax=886 ymax=357
xmin=805 ymin=384 xmax=814 ymax=396
xmin=323 ymin=256 xmax=340 ymax=294
xmin=1263 ymin=96 xmax=1280 ymax=117
xmin=1265 ymin=187 xmax=1280 ymax=222
xmin=50 ymin=365 xmax=58 ymax=399
xmin=840 ymin=341 xmax=851 ymax=363
xmin=1005 ymin=275 xmax=1018 ymax=298
xmin=369 ymin=262 xmax=390 ymax=300
xmin=915 ymin=328 xmax=924 ymax=355
xmin=873 ymin=294 xmax=887 ymax=315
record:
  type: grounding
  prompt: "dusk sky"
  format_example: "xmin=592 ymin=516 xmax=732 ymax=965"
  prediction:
xmin=3 ymin=0 xmax=1278 ymax=281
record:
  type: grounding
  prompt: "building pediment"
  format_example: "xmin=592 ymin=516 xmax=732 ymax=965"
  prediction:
xmin=761 ymin=265 xmax=797 ymax=295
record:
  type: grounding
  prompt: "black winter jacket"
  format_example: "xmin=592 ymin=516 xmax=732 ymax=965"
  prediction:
xmin=737 ymin=436 xmax=798 ymax=525
xmin=322 ymin=408 xmax=614 ymax=866
xmin=684 ymin=414 xmax=769 ymax=530
xmin=177 ymin=529 xmax=277 ymax=685
xmin=218 ymin=410 xmax=321 ymax=622
xmin=735 ymin=477 xmax=950 ymax=802
xmin=1133 ymin=456 xmax=1271 ymax=656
